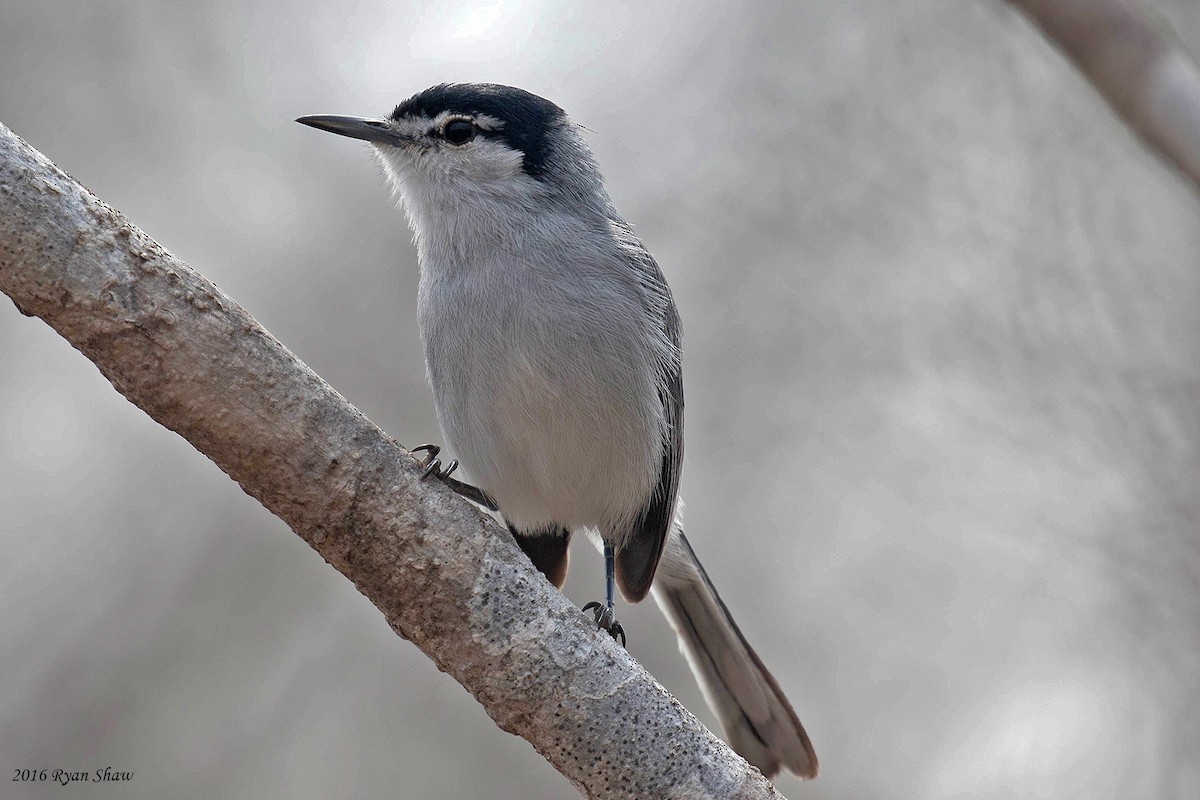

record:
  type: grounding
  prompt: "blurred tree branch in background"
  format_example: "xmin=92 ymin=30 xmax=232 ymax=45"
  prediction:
xmin=1006 ymin=0 xmax=1200 ymax=192
xmin=0 ymin=123 xmax=788 ymax=800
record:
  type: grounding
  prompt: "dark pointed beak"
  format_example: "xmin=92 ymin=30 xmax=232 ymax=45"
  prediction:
xmin=295 ymin=115 xmax=401 ymax=145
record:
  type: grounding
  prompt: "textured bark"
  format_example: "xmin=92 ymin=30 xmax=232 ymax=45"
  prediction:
xmin=1006 ymin=0 xmax=1200 ymax=192
xmin=0 ymin=122 xmax=786 ymax=800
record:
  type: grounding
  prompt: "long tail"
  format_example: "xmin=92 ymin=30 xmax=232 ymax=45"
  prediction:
xmin=651 ymin=525 xmax=818 ymax=779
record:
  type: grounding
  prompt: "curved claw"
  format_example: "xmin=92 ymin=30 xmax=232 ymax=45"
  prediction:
xmin=610 ymin=621 xmax=626 ymax=648
xmin=412 ymin=443 xmax=440 ymax=474
xmin=420 ymin=458 xmax=459 ymax=481
xmin=411 ymin=445 xmax=459 ymax=481
xmin=582 ymin=602 xmax=626 ymax=647
xmin=410 ymin=446 xmax=496 ymax=509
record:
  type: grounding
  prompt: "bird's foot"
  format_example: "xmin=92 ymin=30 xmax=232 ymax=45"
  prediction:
xmin=409 ymin=444 xmax=499 ymax=511
xmin=411 ymin=443 xmax=458 ymax=481
xmin=582 ymin=601 xmax=626 ymax=647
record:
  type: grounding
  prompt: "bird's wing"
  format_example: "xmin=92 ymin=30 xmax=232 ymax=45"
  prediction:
xmin=616 ymin=255 xmax=683 ymax=603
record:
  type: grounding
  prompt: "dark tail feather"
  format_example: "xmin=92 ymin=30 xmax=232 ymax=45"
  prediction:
xmin=651 ymin=526 xmax=818 ymax=779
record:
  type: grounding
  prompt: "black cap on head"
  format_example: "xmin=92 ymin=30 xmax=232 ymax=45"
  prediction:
xmin=391 ymin=83 xmax=567 ymax=179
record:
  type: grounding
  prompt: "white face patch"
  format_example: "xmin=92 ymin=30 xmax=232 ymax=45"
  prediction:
xmin=369 ymin=111 xmax=549 ymax=252
xmin=374 ymin=111 xmax=526 ymax=187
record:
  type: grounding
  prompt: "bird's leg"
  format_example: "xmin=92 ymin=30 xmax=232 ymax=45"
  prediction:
xmin=605 ymin=542 xmax=617 ymax=611
xmin=409 ymin=444 xmax=498 ymax=511
xmin=583 ymin=543 xmax=626 ymax=647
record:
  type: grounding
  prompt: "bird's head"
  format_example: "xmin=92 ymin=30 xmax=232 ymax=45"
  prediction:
xmin=298 ymin=83 xmax=607 ymax=231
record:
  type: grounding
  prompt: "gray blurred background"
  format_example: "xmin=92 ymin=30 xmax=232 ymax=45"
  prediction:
xmin=3 ymin=1 xmax=1199 ymax=798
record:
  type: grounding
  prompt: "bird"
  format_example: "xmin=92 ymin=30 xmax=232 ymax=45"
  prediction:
xmin=297 ymin=83 xmax=817 ymax=779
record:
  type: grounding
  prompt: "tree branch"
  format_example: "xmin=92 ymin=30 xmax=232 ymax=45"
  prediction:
xmin=1005 ymin=0 xmax=1200 ymax=193
xmin=0 ymin=122 xmax=786 ymax=800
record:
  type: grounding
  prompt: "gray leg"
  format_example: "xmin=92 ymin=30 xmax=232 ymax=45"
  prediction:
xmin=605 ymin=542 xmax=616 ymax=611
xmin=583 ymin=542 xmax=626 ymax=646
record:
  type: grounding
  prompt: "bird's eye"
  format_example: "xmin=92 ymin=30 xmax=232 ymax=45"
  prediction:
xmin=443 ymin=119 xmax=476 ymax=145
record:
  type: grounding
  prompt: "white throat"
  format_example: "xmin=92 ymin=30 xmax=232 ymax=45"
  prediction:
xmin=375 ymin=143 xmax=554 ymax=266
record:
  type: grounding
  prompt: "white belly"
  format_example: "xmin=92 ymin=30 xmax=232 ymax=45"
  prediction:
xmin=419 ymin=264 xmax=663 ymax=537
xmin=457 ymin=356 xmax=658 ymax=533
